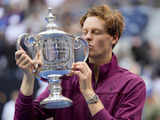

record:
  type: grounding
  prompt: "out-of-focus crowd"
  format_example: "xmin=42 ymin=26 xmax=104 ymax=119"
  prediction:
xmin=0 ymin=0 xmax=160 ymax=120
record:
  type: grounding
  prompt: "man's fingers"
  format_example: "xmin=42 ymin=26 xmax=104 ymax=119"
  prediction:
xmin=32 ymin=59 xmax=43 ymax=73
xmin=33 ymin=59 xmax=42 ymax=67
xmin=71 ymin=70 xmax=83 ymax=79
xmin=72 ymin=62 xmax=89 ymax=73
xmin=34 ymin=50 xmax=42 ymax=60
xmin=16 ymin=54 xmax=27 ymax=65
xmin=19 ymin=58 xmax=31 ymax=66
xmin=16 ymin=53 xmax=32 ymax=65
xmin=15 ymin=50 xmax=25 ymax=60
xmin=18 ymin=62 xmax=32 ymax=70
xmin=15 ymin=49 xmax=35 ymax=72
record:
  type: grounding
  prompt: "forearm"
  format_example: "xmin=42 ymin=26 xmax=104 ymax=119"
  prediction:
xmin=20 ymin=73 xmax=35 ymax=96
xmin=14 ymin=91 xmax=33 ymax=120
xmin=83 ymin=91 xmax=116 ymax=120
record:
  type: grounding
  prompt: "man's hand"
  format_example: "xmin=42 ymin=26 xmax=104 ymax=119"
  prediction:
xmin=15 ymin=47 xmax=42 ymax=78
xmin=71 ymin=62 xmax=94 ymax=95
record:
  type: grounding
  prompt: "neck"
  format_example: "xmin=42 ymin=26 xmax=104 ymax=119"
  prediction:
xmin=89 ymin=52 xmax=112 ymax=66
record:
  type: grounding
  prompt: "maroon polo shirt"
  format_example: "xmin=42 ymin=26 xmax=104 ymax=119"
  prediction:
xmin=14 ymin=54 xmax=146 ymax=120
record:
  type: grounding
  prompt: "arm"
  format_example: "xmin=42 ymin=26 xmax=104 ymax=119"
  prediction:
xmin=14 ymin=49 xmax=52 ymax=120
xmin=15 ymin=48 xmax=39 ymax=96
xmin=71 ymin=62 xmax=104 ymax=116
xmin=71 ymin=62 xmax=146 ymax=120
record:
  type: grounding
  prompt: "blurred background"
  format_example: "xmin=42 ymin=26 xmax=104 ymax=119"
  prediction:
xmin=0 ymin=0 xmax=160 ymax=120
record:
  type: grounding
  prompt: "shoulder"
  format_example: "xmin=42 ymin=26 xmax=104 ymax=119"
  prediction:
xmin=115 ymin=67 xmax=146 ymax=94
xmin=119 ymin=67 xmax=144 ymax=83
xmin=107 ymin=66 xmax=146 ymax=94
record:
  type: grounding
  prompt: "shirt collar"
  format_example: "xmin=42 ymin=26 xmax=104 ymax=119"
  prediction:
xmin=88 ymin=53 xmax=119 ymax=80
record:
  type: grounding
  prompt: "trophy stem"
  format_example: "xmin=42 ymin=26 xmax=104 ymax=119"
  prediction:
xmin=48 ymin=77 xmax=62 ymax=97
xmin=40 ymin=74 xmax=72 ymax=109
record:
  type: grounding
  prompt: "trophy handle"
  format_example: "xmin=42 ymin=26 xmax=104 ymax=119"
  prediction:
xmin=16 ymin=33 xmax=37 ymax=58
xmin=74 ymin=36 xmax=89 ymax=62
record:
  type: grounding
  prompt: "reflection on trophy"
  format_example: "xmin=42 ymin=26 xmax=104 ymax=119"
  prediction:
xmin=16 ymin=8 xmax=89 ymax=109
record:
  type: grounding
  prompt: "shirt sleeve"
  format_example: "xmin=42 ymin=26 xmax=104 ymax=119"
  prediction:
xmin=14 ymin=88 xmax=54 ymax=120
xmin=93 ymin=79 xmax=146 ymax=120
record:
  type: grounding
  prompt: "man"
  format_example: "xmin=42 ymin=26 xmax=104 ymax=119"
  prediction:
xmin=14 ymin=4 xmax=146 ymax=120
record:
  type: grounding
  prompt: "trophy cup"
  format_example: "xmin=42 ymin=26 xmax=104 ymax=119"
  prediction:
xmin=16 ymin=8 xmax=89 ymax=109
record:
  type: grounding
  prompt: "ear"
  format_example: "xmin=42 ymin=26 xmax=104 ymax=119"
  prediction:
xmin=112 ymin=35 xmax=119 ymax=46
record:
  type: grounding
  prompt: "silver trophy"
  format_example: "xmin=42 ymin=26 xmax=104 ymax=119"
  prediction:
xmin=16 ymin=8 xmax=89 ymax=109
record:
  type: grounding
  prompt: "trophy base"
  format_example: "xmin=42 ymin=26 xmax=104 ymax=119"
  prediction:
xmin=40 ymin=95 xmax=72 ymax=109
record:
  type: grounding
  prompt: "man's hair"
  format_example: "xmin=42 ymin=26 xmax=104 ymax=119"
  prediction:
xmin=80 ymin=4 xmax=125 ymax=48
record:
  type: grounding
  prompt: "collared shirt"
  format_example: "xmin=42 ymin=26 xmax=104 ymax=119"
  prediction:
xmin=14 ymin=54 xmax=146 ymax=120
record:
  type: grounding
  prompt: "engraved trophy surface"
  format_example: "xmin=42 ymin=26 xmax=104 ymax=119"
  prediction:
xmin=16 ymin=8 xmax=89 ymax=109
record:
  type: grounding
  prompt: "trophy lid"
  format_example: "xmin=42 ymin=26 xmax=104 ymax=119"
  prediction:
xmin=39 ymin=8 xmax=67 ymax=35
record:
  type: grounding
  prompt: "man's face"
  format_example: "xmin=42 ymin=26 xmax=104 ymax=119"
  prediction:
xmin=82 ymin=16 xmax=117 ymax=59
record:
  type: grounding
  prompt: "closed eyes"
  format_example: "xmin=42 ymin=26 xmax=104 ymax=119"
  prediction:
xmin=82 ymin=29 xmax=106 ymax=36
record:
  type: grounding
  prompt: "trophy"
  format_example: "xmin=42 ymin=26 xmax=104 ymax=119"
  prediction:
xmin=16 ymin=8 xmax=89 ymax=109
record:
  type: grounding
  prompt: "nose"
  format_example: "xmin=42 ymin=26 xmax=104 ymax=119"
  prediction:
xmin=83 ymin=32 xmax=92 ymax=42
